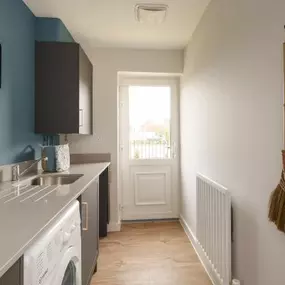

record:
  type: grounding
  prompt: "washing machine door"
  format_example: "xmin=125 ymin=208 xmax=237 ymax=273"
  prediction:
xmin=53 ymin=246 xmax=81 ymax=285
xmin=61 ymin=260 xmax=77 ymax=285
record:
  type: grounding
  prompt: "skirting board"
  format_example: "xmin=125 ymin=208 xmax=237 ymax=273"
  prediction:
xmin=107 ymin=222 xmax=121 ymax=232
xmin=179 ymin=215 xmax=221 ymax=285
xmin=122 ymin=218 xmax=179 ymax=223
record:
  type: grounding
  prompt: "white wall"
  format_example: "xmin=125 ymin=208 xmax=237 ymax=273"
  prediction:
xmin=68 ymin=48 xmax=183 ymax=227
xmin=180 ymin=0 xmax=285 ymax=284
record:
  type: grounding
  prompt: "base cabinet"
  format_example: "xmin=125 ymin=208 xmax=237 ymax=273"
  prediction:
xmin=99 ymin=168 xmax=110 ymax=237
xmin=0 ymin=259 xmax=22 ymax=285
xmin=80 ymin=179 xmax=99 ymax=285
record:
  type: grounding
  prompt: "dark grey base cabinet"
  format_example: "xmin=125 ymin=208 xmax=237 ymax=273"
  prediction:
xmin=99 ymin=168 xmax=110 ymax=237
xmin=0 ymin=259 xmax=22 ymax=285
xmin=79 ymin=178 xmax=99 ymax=285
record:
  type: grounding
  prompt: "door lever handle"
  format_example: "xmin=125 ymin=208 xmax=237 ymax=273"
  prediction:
xmin=172 ymin=142 xmax=177 ymax=159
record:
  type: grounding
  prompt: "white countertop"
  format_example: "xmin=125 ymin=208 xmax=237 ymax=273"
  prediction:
xmin=0 ymin=162 xmax=110 ymax=278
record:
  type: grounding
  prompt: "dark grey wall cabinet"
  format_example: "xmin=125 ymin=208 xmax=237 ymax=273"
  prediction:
xmin=35 ymin=41 xmax=93 ymax=134
xmin=80 ymin=179 xmax=99 ymax=285
xmin=0 ymin=258 xmax=22 ymax=285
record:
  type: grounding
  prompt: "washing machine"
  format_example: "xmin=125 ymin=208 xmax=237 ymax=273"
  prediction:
xmin=24 ymin=200 xmax=82 ymax=285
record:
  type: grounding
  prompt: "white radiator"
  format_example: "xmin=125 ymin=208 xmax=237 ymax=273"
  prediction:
xmin=196 ymin=173 xmax=232 ymax=285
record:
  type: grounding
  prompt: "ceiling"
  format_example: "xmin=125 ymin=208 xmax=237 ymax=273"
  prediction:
xmin=26 ymin=0 xmax=210 ymax=50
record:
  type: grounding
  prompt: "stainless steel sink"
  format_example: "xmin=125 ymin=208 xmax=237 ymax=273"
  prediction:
xmin=30 ymin=174 xmax=83 ymax=186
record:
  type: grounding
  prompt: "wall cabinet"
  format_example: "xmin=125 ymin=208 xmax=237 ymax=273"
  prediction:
xmin=80 ymin=179 xmax=99 ymax=285
xmin=35 ymin=41 xmax=93 ymax=134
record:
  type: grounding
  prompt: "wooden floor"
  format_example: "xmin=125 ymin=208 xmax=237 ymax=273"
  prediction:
xmin=91 ymin=221 xmax=212 ymax=285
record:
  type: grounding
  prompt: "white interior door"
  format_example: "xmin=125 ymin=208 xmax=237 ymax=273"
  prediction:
xmin=119 ymin=77 xmax=179 ymax=220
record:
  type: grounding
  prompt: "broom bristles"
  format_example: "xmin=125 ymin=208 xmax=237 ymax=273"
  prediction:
xmin=269 ymin=184 xmax=282 ymax=222
xmin=268 ymin=171 xmax=285 ymax=233
xmin=276 ymin=190 xmax=285 ymax=232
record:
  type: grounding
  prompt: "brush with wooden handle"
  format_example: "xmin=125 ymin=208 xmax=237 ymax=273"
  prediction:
xmin=268 ymin=43 xmax=285 ymax=233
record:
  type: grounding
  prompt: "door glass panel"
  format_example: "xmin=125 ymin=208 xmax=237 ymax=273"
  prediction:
xmin=61 ymin=261 xmax=76 ymax=285
xmin=129 ymin=86 xmax=171 ymax=160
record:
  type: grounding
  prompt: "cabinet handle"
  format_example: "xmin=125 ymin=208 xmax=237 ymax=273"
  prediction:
xmin=82 ymin=202 xmax=89 ymax=231
xmin=108 ymin=166 xmax=112 ymax=184
xmin=79 ymin=109 xmax=84 ymax=127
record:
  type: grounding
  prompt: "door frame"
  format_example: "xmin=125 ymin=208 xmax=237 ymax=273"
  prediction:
xmin=118 ymin=75 xmax=181 ymax=221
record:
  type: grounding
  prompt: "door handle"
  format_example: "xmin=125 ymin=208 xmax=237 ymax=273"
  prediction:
xmin=82 ymin=202 xmax=89 ymax=231
xmin=172 ymin=142 xmax=177 ymax=159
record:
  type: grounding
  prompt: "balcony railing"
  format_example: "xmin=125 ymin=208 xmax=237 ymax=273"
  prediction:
xmin=130 ymin=140 xmax=171 ymax=160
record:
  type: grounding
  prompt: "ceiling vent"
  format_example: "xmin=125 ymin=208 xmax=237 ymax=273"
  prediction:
xmin=135 ymin=4 xmax=168 ymax=25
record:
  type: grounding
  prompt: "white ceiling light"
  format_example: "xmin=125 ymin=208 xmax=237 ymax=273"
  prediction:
xmin=135 ymin=4 xmax=168 ymax=25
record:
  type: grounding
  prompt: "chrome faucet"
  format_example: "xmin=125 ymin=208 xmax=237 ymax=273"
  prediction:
xmin=12 ymin=157 xmax=48 ymax=182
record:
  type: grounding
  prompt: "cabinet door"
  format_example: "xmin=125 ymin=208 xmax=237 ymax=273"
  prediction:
xmin=81 ymin=179 xmax=99 ymax=285
xmin=0 ymin=259 xmax=22 ymax=285
xmin=79 ymin=46 xmax=93 ymax=135
xmin=35 ymin=42 xmax=80 ymax=134
xmin=99 ymin=167 xmax=109 ymax=237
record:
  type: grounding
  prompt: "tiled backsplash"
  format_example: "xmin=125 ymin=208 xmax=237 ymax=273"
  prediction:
xmin=70 ymin=153 xmax=111 ymax=164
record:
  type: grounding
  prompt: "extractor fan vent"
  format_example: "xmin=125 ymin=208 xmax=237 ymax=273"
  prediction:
xmin=135 ymin=4 xmax=168 ymax=24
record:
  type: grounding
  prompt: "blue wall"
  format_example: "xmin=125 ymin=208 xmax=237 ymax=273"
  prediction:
xmin=0 ymin=0 xmax=41 ymax=165
xmin=36 ymin=18 xmax=74 ymax=42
